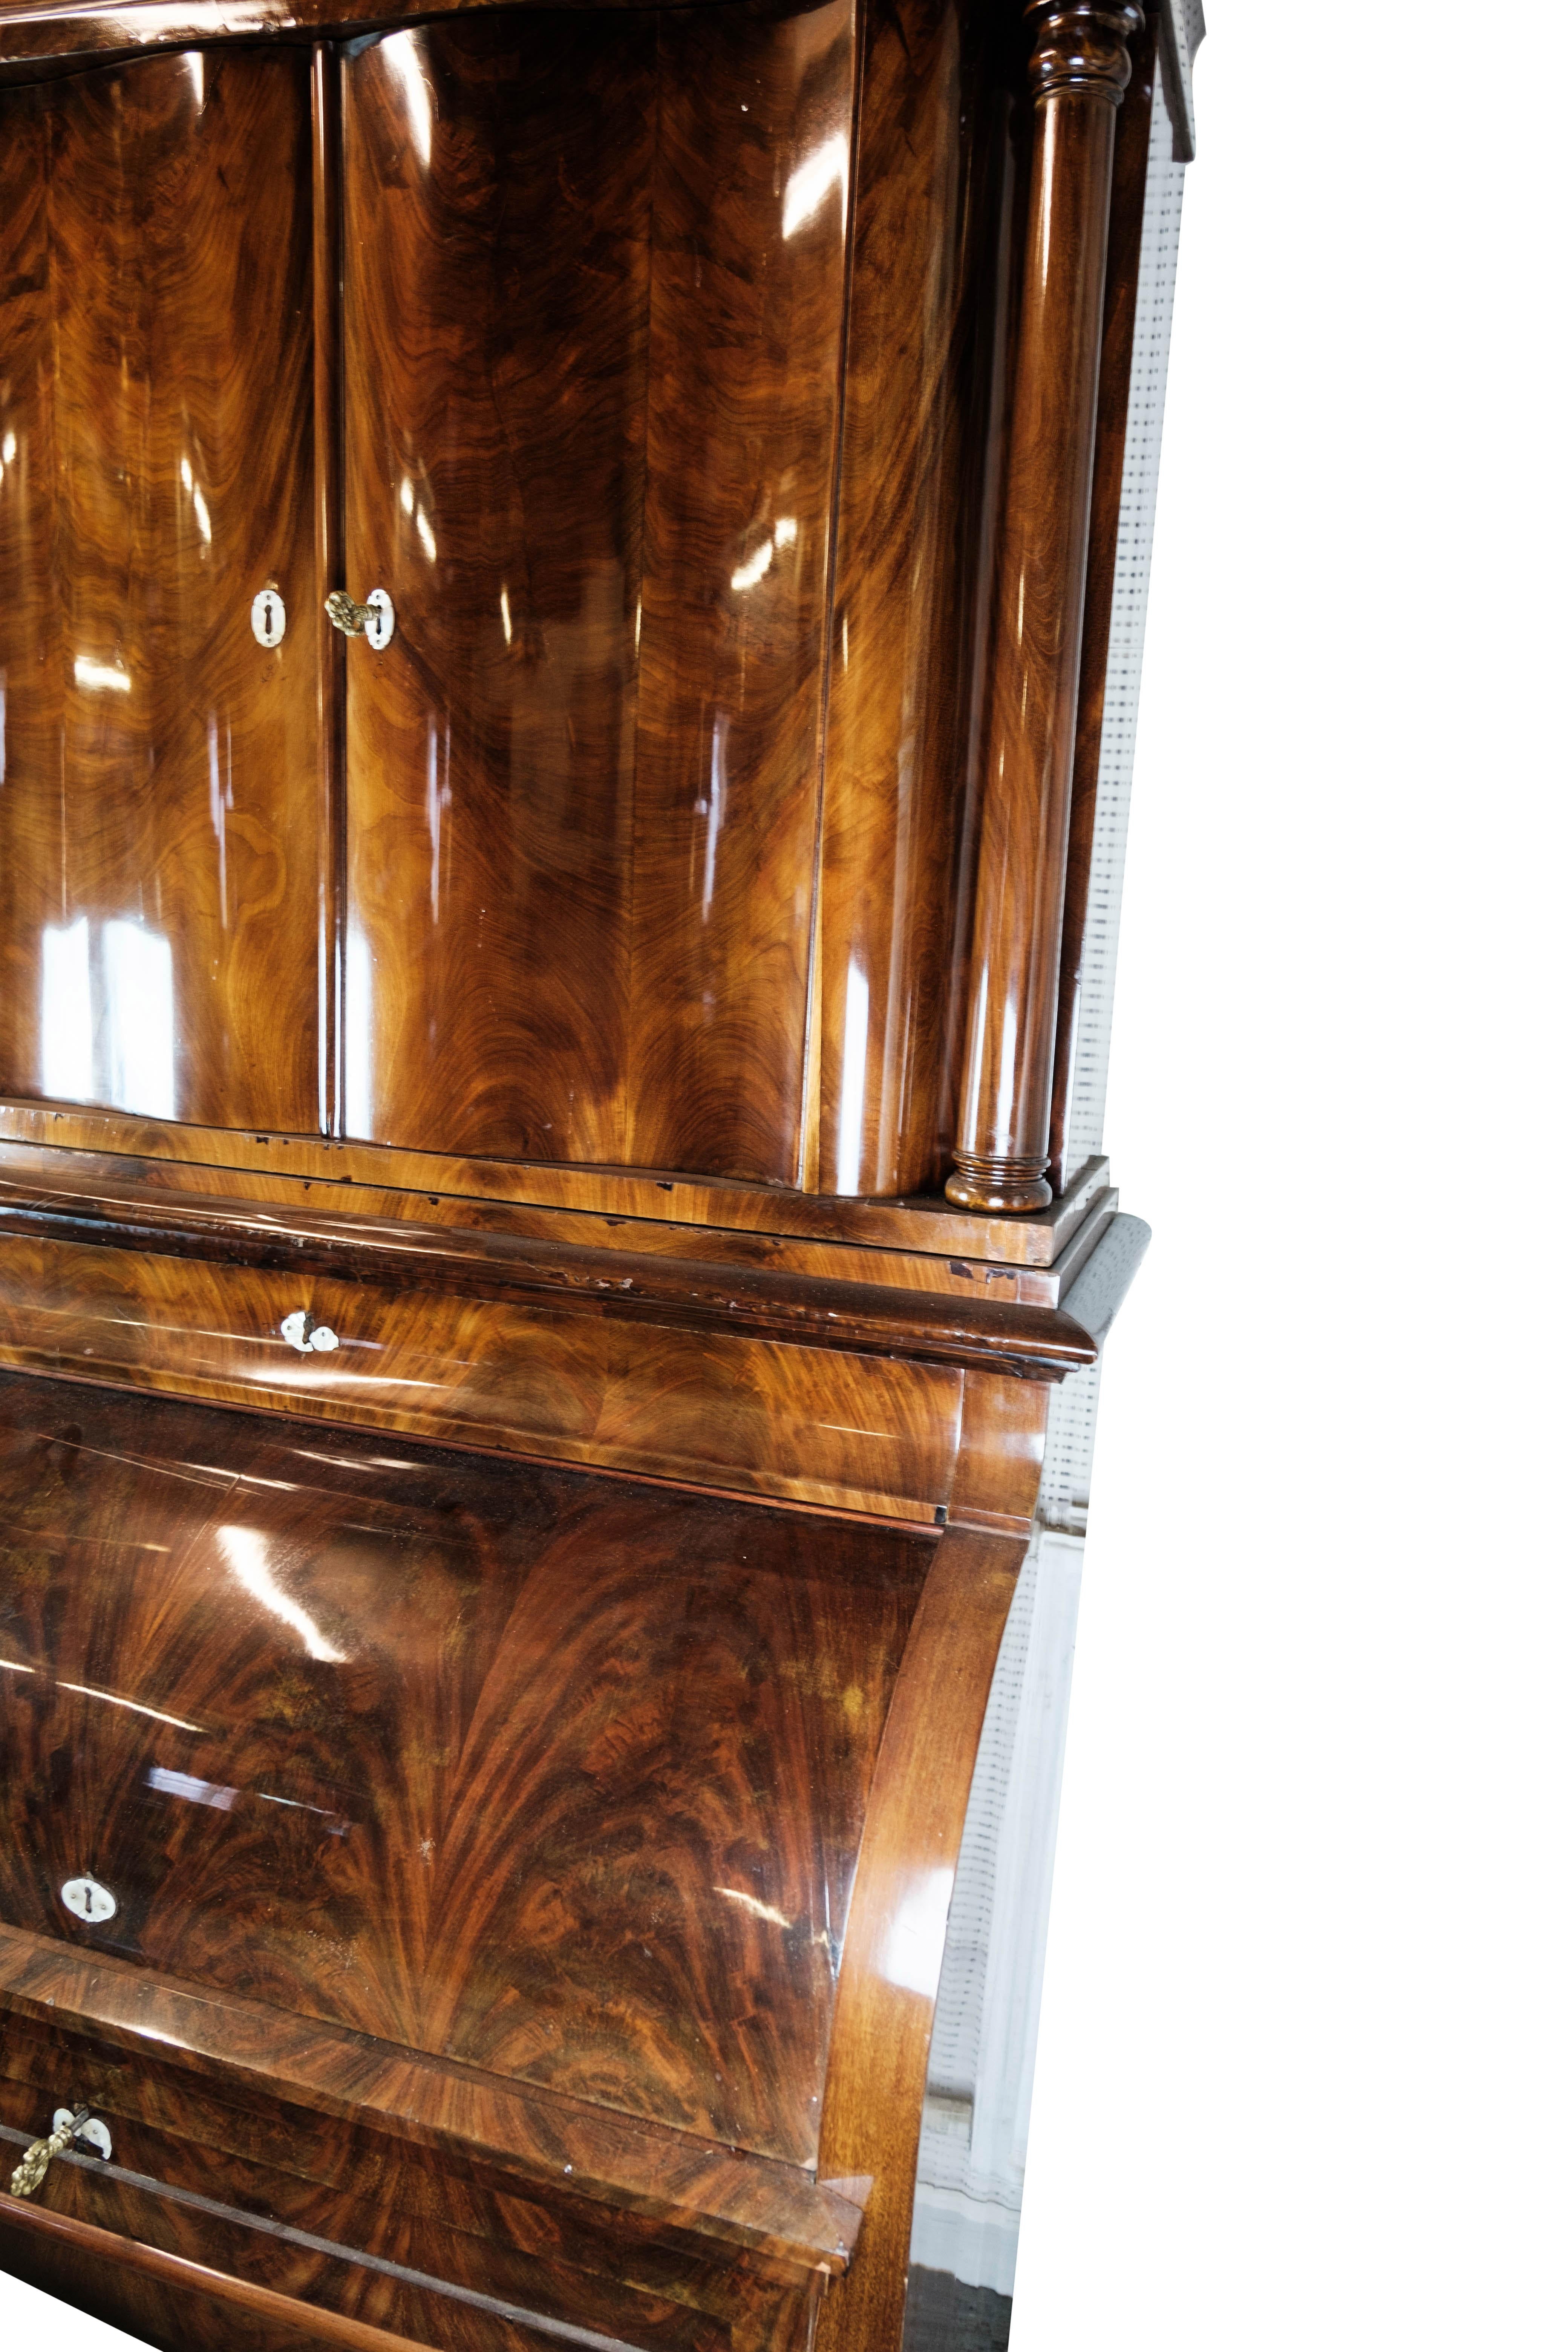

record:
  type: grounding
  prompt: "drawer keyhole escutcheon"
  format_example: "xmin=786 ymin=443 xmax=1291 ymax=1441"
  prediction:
xmin=51 ymin=2108 xmax=112 ymax=2163
xmin=60 ymin=1875 xmax=116 ymax=1926
xmin=281 ymin=1309 xmax=339 ymax=1355
xmin=250 ymin=586 xmax=286 ymax=646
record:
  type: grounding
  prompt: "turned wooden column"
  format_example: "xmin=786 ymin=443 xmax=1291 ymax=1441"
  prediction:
xmin=946 ymin=2 xmax=1142 ymax=1212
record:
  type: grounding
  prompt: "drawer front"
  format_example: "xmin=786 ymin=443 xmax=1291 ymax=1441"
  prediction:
xmin=0 ymin=2024 xmax=816 ymax=2352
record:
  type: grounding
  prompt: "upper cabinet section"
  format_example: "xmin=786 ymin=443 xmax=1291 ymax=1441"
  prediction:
xmin=0 ymin=0 xmax=1139 ymax=1205
xmin=0 ymin=47 xmax=325 ymax=1135
xmin=340 ymin=4 xmax=853 ymax=1178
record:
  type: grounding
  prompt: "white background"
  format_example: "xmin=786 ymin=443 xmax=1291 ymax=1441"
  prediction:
xmin=4 ymin=3 xmax=1563 ymax=2347
xmin=1013 ymin=5 xmax=1566 ymax=2348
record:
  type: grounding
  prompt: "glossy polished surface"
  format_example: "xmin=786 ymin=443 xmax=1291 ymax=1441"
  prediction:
xmin=0 ymin=0 xmax=798 ymax=77
xmin=0 ymin=1925 xmax=864 ymax=2275
xmin=0 ymin=1170 xmax=1096 ymax=1378
xmin=1 ymin=2190 xmax=446 ymax=2352
xmin=628 ymin=0 xmax=850 ymax=1182
xmin=0 ymin=2015 xmax=837 ymax=2346
xmin=948 ymin=5 xmax=1140 ymax=1210
xmin=341 ymin=13 xmax=650 ymax=1165
xmin=0 ymin=1103 xmax=1103 ymax=1270
xmin=0 ymin=2104 xmax=819 ymax=2350
xmin=812 ymin=0 xmax=1002 ymax=1201
xmin=816 ymin=1531 xmax=1020 ymax=2352
xmin=0 ymin=1229 xmax=980 ymax=1521
xmin=1048 ymin=10 xmax=1155 ymax=1191
xmin=0 ymin=1374 xmax=926 ymax=2164
xmin=0 ymin=48 xmax=324 ymax=1133
xmin=0 ymin=1133 xmax=1112 ymax=1309
xmin=341 ymin=2 xmax=852 ymax=1181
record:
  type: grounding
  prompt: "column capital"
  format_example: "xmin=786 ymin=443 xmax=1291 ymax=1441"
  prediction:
xmin=1026 ymin=2 xmax=1143 ymax=107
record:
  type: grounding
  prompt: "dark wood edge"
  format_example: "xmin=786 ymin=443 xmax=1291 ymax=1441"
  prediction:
xmin=312 ymin=37 xmax=347 ymax=1141
xmin=1046 ymin=6 xmax=1156 ymax=1192
xmin=0 ymin=1108 xmax=1089 ymax=1268
xmin=0 ymin=2122 xmax=658 ymax=2351
xmin=0 ymin=2191 xmax=437 ymax=2352
xmin=0 ymin=0 xmax=818 ymax=77
xmin=1038 ymin=1180 xmax=1118 ymax=1299
xmin=0 ymin=1926 xmax=862 ymax=2277
xmin=0 ymin=1357 xmax=949 ymax=1532
xmin=1156 ymin=0 xmax=1196 ymax=163
xmin=0 ymin=1176 xmax=1098 ymax=1380
xmin=1056 ymin=1208 xmax=1149 ymax=1344
xmin=815 ymin=1528 xmax=1026 ymax=2351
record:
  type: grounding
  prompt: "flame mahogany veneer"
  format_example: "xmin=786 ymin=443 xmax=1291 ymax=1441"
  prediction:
xmin=0 ymin=0 xmax=1160 ymax=2343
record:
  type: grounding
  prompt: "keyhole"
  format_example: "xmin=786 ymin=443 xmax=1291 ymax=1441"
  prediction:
xmin=61 ymin=1875 xmax=118 ymax=1925
xmin=251 ymin=587 xmax=287 ymax=647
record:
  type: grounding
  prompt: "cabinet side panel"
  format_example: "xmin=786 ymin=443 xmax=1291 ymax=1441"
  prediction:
xmin=626 ymin=0 xmax=854 ymax=1184
xmin=0 ymin=51 xmax=322 ymax=1134
xmin=340 ymin=14 xmax=654 ymax=1163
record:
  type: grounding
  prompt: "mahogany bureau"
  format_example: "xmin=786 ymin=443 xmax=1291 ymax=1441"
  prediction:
xmin=0 ymin=0 xmax=1193 ymax=2343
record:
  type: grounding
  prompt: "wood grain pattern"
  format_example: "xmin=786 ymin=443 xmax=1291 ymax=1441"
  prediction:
xmin=810 ymin=0 xmax=998 ymax=1200
xmin=336 ymin=1 xmax=854 ymax=1187
xmin=1 ymin=2194 xmax=445 ymax=2352
xmin=0 ymin=1375 xmax=926 ymax=2167
xmin=0 ymin=47 xmax=324 ymax=1132
xmin=0 ymin=0 xmax=810 ymax=79
xmin=946 ymin=3 xmax=1142 ymax=1211
xmin=0 ymin=1233 xmax=977 ymax=1521
xmin=0 ymin=2112 xmax=811 ymax=2347
xmin=313 ymin=39 xmax=348 ymax=1138
xmin=0 ymin=1173 xmax=1096 ymax=1379
xmin=626 ymin=0 xmax=852 ymax=1184
xmin=0 ymin=1106 xmax=1104 ymax=1270
xmin=341 ymin=14 xmax=652 ymax=1162
xmin=0 ymin=1926 xmax=862 ymax=2275
xmin=815 ymin=1528 xmax=1024 ymax=2352
xmin=0 ymin=2030 xmax=827 ymax=2342
xmin=0 ymin=14 xmax=1158 ymax=2345
xmin=1046 ymin=5 xmax=1155 ymax=1191
xmin=0 ymin=1136 xmax=1107 ymax=1308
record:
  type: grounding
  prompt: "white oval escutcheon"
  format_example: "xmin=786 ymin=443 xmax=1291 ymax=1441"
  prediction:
xmin=363 ymin=588 xmax=395 ymax=651
xmin=251 ymin=587 xmax=286 ymax=647
xmin=53 ymin=2110 xmax=113 ymax=2162
xmin=61 ymin=1876 xmax=116 ymax=1926
xmin=281 ymin=1309 xmax=339 ymax=1355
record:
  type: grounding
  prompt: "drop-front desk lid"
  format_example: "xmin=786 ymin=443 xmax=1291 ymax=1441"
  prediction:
xmin=0 ymin=1364 xmax=949 ymax=2271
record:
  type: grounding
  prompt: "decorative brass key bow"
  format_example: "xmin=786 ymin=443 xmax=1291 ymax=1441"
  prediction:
xmin=325 ymin=589 xmax=375 ymax=636
xmin=9 ymin=2107 xmax=89 ymax=2199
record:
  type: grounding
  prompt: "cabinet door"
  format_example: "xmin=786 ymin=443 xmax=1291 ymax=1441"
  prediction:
xmin=340 ymin=1 xmax=853 ymax=1179
xmin=0 ymin=49 xmax=325 ymax=1133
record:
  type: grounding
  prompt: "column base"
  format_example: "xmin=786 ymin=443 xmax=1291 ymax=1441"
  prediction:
xmin=943 ymin=1156 xmax=1055 ymax=1214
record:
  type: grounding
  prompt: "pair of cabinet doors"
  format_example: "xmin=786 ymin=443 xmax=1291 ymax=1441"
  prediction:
xmin=0 ymin=3 xmax=855 ymax=1181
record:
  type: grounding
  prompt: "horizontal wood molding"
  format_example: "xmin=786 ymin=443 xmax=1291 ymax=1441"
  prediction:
xmin=0 ymin=1173 xmax=1096 ymax=1383
xmin=0 ymin=2192 xmax=440 ymax=2352
xmin=0 ymin=1926 xmax=862 ymax=2280
xmin=0 ymin=0 xmax=792 ymax=75
xmin=0 ymin=2022 xmax=827 ymax=2328
xmin=0 ymin=1106 xmax=1107 ymax=1271
xmin=0 ymin=1231 xmax=977 ymax=1522
xmin=0 ymin=1138 xmax=1119 ymax=1312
